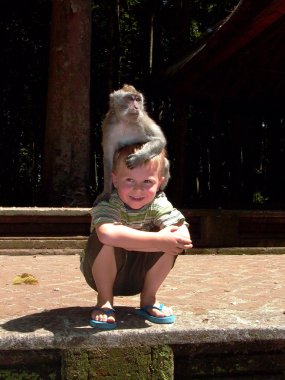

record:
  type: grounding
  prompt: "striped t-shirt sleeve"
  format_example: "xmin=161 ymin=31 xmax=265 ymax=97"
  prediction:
xmin=151 ymin=194 xmax=187 ymax=229
xmin=90 ymin=199 xmax=121 ymax=232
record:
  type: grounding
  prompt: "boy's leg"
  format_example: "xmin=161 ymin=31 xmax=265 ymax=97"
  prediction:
xmin=91 ymin=244 xmax=117 ymax=323
xmin=140 ymin=253 xmax=176 ymax=318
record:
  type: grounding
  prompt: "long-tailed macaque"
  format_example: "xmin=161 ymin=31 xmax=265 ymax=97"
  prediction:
xmin=94 ymin=84 xmax=170 ymax=204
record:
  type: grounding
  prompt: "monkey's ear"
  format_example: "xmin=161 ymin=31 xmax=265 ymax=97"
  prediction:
xmin=109 ymin=91 xmax=115 ymax=104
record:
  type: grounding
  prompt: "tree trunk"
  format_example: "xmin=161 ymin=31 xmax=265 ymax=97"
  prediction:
xmin=43 ymin=0 xmax=91 ymax=206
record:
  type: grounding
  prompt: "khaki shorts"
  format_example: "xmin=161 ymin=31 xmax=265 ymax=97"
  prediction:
xmin=81 ymin=230 xmax=174 ymax=296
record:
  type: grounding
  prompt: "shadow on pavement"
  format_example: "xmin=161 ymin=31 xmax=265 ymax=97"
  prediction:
xmin=1 ymin=306 xmax=150 ymax=335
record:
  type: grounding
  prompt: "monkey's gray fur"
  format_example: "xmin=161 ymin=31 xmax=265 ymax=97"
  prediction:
xmin=94 ymin=84 xmax=170 ymax=205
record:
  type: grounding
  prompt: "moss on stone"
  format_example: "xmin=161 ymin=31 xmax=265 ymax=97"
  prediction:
xmin=61 ymin=345 xmax=173 ymax=380
xmin=151 ymin=345 xmax=174 ymax=379
xmin=61 ymin=350 xmax=89 ymax=380
xmin=0 ymin=369 xmax=58 ymax=380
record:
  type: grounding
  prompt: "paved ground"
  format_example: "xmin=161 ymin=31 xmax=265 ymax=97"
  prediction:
xmin=0 ymin=253 xmax=285 ymax=349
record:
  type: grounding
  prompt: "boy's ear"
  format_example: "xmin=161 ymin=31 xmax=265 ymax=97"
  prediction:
xmin=159 ymin=176 xmax=165 ymax=190
xmin=112 ymin=172 xmax=118 ymax=188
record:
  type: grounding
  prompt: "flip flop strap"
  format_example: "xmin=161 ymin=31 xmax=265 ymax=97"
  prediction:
xmin=141 ymin=304 xmax=164 ymax=312
xmin=93 ymin=307 xmax=115 ymax=317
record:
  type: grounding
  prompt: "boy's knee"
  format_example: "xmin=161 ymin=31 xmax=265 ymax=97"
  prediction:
xmin=155 ymin=253 xmax=177 ymax=268
xmin=86 ymin=230 xmax=103 ymax=255
xmin=84 ymin=230 xmax=104 ymax=267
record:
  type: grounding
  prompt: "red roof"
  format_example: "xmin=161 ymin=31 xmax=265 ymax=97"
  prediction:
xmin=161 ymin=0 xmax=285 ymax=107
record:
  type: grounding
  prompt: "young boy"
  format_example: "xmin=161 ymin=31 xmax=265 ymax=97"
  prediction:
xmin=81 ymin=144 xmax=192 ymax=329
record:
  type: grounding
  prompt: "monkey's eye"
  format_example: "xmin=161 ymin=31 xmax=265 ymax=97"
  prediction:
xmin=125 ymin=95 xmax=142 ymax=102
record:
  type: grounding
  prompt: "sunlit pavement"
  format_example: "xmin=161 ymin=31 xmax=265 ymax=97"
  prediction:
xmin=0 ymin=254 xmax=284 ymax=349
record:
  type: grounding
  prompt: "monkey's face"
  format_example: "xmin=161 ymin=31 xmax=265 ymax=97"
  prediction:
xmin=111 ymin=90 xmax=144 ymax=120
xmin=124 ymin=94 xmax=143 ymax=116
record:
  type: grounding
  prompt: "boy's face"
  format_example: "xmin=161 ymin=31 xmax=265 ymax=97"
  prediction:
xmin=112 ymin=161 xmax=164 ymax=210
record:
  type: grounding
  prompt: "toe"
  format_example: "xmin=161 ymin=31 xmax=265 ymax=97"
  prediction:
xmin=91 ymin=308 xmax=116 ymax=323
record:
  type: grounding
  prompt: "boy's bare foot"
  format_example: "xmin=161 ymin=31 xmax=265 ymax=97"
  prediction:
xmin=136 ymin=302 xmax=175 ymax=324
xmin=140 ymin=303 xmax=173 ymax=318
xmin=91 ymin=307 xmax=116 ymax=324
xmin=140 ymin=294 xmax=173 ymax=318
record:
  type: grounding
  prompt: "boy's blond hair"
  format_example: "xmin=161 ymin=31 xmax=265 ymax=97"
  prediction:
xmin=113 ymin=143 xmax=166 ymax=177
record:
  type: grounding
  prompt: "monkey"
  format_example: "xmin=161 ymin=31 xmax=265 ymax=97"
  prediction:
xmin=94 ymin=84 xmax=170 ymax=204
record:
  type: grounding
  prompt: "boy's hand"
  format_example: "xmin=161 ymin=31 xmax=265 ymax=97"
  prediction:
xmin=157 ymin=225 xmax=193 ymax=255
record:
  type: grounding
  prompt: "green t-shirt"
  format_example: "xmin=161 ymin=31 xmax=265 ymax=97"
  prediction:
xmin=90 ymin=191 xmax=187 ymax=232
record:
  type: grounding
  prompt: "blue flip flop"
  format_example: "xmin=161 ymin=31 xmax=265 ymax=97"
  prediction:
xmin=135 ymin=303 xmax=175 ymax=324
xmin=89 ymin=307 xmax=117 ymax=330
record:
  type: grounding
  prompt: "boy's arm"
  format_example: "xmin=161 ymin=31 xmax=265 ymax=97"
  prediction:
xmin=96 ymin=223 xmax=192 ymax=256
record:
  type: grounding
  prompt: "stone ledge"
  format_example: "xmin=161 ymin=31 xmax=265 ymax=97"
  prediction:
xmin=1 ymin=247 xmax=285 ymax=256
xmin=0 ymin=249 xmax=82 ymax=256
xmin=1 ymin=207 xmax=284 ymax=217
xmin=192 ymin=247 xmax=285 ymax=255
xmin=1 ymin=314 xmax=285 ymax=351
xmin=0 ymin=207 xmax=91 ymax=216
xmin=0 ymin=237 xmax=86 ymax=249
xmin=1 ymin=208 xmax=285 ymax=247
xmin=0 ymin=240 xmax=285 ymax=255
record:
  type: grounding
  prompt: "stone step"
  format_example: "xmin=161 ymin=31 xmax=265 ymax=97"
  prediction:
xmin=0 ymin=237 xmax=285 ymax=255
xmin=0 ymin=237 xmax=87 ymax=249
xmin=0 ymin=237 xmax=85 ymax=255
xmin=1 ymin=207 xmax=285 ymax=247
xmin=0 ymin=248 xmax=83 ymax=255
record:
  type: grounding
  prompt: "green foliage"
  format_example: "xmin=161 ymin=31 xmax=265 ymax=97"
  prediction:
xmin=253 ymin=192 xmax=269 ymax=205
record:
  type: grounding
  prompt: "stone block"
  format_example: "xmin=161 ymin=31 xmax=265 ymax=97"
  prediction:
xmin=61 ymin=345 xmax=173 ymax=380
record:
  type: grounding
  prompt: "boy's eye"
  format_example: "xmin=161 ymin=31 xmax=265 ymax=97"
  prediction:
xmin=144 ymin=179 xmax=153 ymax=185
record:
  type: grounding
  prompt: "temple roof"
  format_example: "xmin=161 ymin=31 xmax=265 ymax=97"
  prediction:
xmin=161 ymin=0 xmax=285 ymax=108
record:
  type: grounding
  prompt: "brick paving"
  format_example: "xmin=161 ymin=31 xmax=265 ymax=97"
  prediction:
xmin=1 ymin=253 xmax=285 ymax=321
xmin=0 ymin=253 xmax=285 ymax=349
